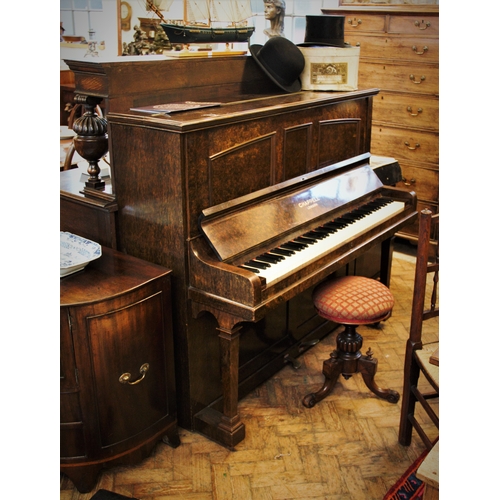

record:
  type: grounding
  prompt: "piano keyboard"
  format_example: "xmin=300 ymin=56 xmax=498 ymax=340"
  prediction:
xmin=239 ymin=198 xmax=406 ymax=286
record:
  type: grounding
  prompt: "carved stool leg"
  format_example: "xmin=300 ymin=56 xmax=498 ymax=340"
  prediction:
xmin=358 ymin=349 xmax=400 ymax=403
xmin=303 ymin=324 xmax=361 ymax=408
xmin=302 ymin=351 xmax=343 ymax=408
xmin=303 ymin=324 xmax=399 ymax=407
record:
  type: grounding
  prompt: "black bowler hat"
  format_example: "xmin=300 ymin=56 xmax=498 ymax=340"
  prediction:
xmin=250 ymin=37 xmax=305 ymax=93
xmin=298 ymin=15 xmax=346 ymax=48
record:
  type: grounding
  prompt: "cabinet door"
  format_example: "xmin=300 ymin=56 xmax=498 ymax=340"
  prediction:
xmin=87 ymin=286 xmax=172 ymax=449
xmin=60 ymin=308 xmax=85 ymax=458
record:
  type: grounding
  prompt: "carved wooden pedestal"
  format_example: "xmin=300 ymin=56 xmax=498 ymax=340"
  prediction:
xmin=303 ymin=324 xmax=400 ymax=408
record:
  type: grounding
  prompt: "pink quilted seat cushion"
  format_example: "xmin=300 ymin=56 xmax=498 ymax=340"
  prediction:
xmin=312 ymin=276 xmax=394 ymax=325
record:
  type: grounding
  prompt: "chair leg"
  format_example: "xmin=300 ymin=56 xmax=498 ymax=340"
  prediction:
xmin=398 ymin=344 xmax=421 ymax=445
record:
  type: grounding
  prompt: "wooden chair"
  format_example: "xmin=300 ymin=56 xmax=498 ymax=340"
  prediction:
xmin=398 ymin=208 xmax=439 ymax=450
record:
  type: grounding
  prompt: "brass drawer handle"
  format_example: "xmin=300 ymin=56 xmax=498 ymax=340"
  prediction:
xmin=347 ymin=18 xmax=362 ymax=27
xmin=401 ymin=176 xmax=416 ymax=186
xmin=404 ymin=141 xmax=420 ymax=151
xmin=412 ymin=45 xmax=428 ymax=55
xmin=409 ymin=74 xmax=426 ymax=84
xmin=407 ymin=106 xmax=423 ymax=117
xmin=414 ymin=20 xmax=431 ymax=30
xmin=119 ymin=363 xmax=150 ymax=385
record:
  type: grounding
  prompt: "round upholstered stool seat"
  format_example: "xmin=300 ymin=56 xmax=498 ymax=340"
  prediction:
xmin=312 ymin=275 xmax=394 ymax=325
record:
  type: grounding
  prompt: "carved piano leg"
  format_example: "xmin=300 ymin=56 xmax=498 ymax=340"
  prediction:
xmin=218 ymin=326 xmax=245 ymax=437
xmin=191 ymin=304 xmax=245 ymax=449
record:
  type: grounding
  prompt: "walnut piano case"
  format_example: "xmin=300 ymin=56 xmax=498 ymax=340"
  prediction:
xmin=324 ymin=5 xmax=439 ymax=240
xmin=60 ymin=247 xmax=180 ymax=493
xmin=107 ymin=89 xmax=417 ymax=449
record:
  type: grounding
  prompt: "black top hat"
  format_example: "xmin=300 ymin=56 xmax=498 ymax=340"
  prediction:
xmin=298 ymin=15 xmax=346 ymax=48
xmin=250 ymin=37 xmax=305 ymax=93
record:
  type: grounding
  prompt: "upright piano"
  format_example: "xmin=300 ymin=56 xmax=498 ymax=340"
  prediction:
xmin=103 ymin=88 xmax=416 ymax=449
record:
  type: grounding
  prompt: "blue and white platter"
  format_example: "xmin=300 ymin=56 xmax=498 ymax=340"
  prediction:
xmin=60 ymin=232 xmax=102 ymax=277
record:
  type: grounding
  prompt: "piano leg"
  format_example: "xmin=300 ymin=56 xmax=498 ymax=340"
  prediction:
xmin=218 ymin=326 xmax=245 ymax=437
xmin=380 ymin=236 xmax=395 ymax=287
xmin=191 ymin=305 xmax=246 ymax=449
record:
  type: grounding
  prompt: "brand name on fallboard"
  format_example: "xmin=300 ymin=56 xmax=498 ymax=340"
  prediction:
xmin=298 ymin=197 xmax=320 ymax=209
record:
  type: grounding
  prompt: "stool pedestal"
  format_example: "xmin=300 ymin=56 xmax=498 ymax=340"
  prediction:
xmin=302 ymin=324 xmax=400 ymax=407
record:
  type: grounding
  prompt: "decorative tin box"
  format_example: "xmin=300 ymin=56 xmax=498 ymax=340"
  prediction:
xmin=298 ymin=46 xmax=360 ymax=91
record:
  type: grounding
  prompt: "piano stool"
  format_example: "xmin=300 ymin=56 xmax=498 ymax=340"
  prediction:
xmin=302 ymin=275 xmax=400 ymax=407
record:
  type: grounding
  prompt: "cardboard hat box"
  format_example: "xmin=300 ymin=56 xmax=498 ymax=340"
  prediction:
xmin=298 ymin=46 xmax=360 ymax=91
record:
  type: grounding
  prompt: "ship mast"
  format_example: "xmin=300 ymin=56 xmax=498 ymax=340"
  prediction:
xmin=145 ymin=0 xmax=167 ymax=23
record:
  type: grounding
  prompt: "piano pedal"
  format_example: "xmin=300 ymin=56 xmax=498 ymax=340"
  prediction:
xmin=298 ymin=339 xmax=319 ymax=353
xmin=283 ymin=354 xmax=301 ymax=370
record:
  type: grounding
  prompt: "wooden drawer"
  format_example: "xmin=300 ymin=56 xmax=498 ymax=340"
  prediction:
xmin=372 ymin=92 xmax=439 ymax=131
xmin=344 ymin=13 xmax=386 ymax=33
xmin=396 ymin=161 xmax=439 ymax=202
xmin=358 ymin=60 xmax=439 ymax=95
xmin=388 ymin=15 xmax=439 ymax=36
xmin=346 ymin=34 xmax=439 ymax=63
xmin=371 ymin=124 xmax=438 ymax=165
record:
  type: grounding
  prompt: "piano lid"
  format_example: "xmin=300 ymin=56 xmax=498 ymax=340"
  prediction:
xmin=199 ymin=158 xmax=384 ymax=262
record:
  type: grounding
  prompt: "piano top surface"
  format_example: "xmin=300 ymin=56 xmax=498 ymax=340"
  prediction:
xmin=107 ymin=89 xmax=380 ymax=132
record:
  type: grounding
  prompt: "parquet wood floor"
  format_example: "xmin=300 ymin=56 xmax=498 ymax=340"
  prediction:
xmin=60 ymin=243 xmax=439 ymax=500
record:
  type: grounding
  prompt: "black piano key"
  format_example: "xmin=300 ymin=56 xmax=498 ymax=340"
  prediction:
xmin=342 ymin=212 xmax=365 ymax=221
xmin=281 ymin=242 xmax=307 ymax=251
xmin=303 ymin=230 xmax=328 ymax=240
xmin=325 ymin=221 xmax=349 ymax=228
xmin=295 ymin=236 xmax=317 ymax=245
xmin=327 ymin=220 xmax=352 ymax=228
xmin=349 ymin=210 xmax=369 ymax=217
xmin=255 ymin=254 xmax=284 ymax=264
xmin=239 ymin=265 xmax=260 ymax=273
xmin=244 ymin=260 xmax=271 ymax=270
xmin=315 ymin=225 xmax=337 ymax=234
xmin=270 ymin=247 xmax=295 ymax=256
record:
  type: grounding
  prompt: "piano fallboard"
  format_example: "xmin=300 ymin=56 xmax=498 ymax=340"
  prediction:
xmin=189 ymin=154 xmax=417 ymax=321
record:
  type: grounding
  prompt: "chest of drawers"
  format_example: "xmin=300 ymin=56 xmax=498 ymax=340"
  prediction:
xmin=60 ymin=247 xmax=180 ymax=493
xmin=324 ymin=6 xmax=439 ymax=241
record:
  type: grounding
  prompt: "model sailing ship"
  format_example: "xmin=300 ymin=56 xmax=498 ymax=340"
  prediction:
xmin=146 ymin=0 xmax=255 ymax=44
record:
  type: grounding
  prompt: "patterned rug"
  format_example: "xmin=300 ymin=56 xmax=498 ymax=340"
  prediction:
xmin=383 ymin=448 xmax=430 ymax=500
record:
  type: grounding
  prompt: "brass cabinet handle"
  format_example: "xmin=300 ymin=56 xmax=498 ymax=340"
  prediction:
xmin=412 ymin=45 xmax=428 ymax=55
xmin=347 ymin=18 xmax=362 ymax=27
xmin=401 ymin=176 xmax=416 ymax=186
xmin=414 ymin=20 xmax=431 ymax=30
xmin=119 ymin=363 xmax=149 ymax=385
xmin=404 ymin=141 xmax=420 ymax=151
xmin=407 ymin=106 xmax=423 ymax=117
xmin=409 ymin=74 xmax=426 ymax=84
